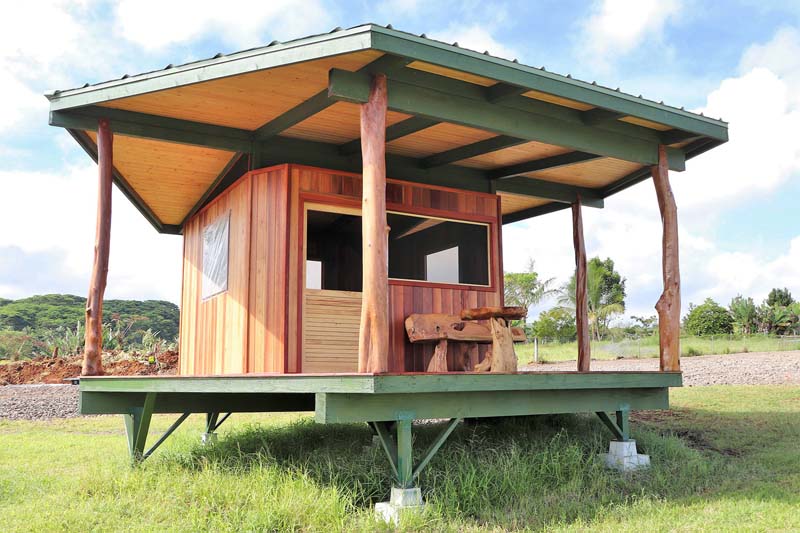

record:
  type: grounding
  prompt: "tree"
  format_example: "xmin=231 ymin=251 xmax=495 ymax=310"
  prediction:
xmin=532 ymin=307 xmax=576 ymax=340
xmin=767 ymin=288 xmax=794 ymax=308
xmin=729 ymin=295 xmax=757 ymax=335
xmin=558 ymin=257 xmax=626 ymax=340
xmin=628 ymin=315 xmax=657 ymax=336
xmin=504 ymin=259 xmax=556 ymax=315
xmin=683 ymin=298 xmax=733 ymax=335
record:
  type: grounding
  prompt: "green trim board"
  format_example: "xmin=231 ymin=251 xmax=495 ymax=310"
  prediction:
xmin=47 ymin=24 xmax=726 ymax=142
xmin=494 ymin=176 xmax=604 ymax=208
xmin=328 ymin=68 xmax=685 ymax=169
xmin=79 ymin=371 xmax=682 ymax=395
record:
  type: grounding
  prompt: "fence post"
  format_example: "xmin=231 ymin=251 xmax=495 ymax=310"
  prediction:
xmin=534 ymin=337 xmax=539 ymax=363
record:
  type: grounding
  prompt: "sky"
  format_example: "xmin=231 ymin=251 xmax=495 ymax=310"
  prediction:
xmin=0 ymin=0 xmax=798 ymax=324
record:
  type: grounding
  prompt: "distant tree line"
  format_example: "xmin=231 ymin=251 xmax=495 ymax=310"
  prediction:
xmin=0 ymin=294 xmax=179 ymax=360
xmin=684 ymin=288 xmax=800 ymax=336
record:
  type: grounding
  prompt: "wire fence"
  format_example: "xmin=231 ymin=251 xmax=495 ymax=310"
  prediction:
xmin=517 ymin=334 xmax=800 ymax=363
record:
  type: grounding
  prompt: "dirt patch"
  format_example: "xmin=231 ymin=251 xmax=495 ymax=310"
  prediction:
xmin=0 ymin=351 xmax=178 ymax=385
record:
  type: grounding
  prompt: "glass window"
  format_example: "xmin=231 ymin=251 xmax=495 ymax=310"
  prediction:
xmin=387 ymin=212 xmax=489 ymax=286
xmin=305 ymin=208 xmax=491 ymax=289
xmin=201 ymin=212 xmax=230 ymax=299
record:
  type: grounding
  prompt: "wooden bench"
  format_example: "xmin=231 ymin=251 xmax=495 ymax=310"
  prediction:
xmin=405 ymin=306 xmax=527 ymax=372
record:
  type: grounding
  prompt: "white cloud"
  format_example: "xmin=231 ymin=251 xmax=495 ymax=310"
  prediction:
xmin=0 ymin=163 xmax=182 ymax=302
xmin=430 ymin=24 xmax=519 ymax=61
xmin=578 ymin=0 xmax=682 ymax=69
xmin=114 ymin=0 xmax=334 ymax=50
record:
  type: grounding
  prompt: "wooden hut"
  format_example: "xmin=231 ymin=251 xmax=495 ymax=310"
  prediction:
xmin=48 ymin=24 xmax=727 ymax=502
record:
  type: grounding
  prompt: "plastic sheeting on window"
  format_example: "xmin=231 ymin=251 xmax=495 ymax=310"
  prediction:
xmin=201 ymin=212 xmax=230 ymax=300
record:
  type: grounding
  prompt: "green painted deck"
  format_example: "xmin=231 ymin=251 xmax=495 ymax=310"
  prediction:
xmin=80 ymin=371 xmax=682 ymax=423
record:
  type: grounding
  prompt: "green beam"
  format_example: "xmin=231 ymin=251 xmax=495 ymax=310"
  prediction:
xmin=181 ymin=152 xmax=245 ymax=227
xmin=581 ymin=108 xmax=625 ymax=126
xmin=51 ymin=106 xmax=251 ymax=152
xmin=396 ymin=417 xmax=414 ymax=488
xmin=66 ymin=129 xmax=179 ymax=234
xmin=81 ymin=371 xmax=681 ymax=395
xmin=81 ymin=392 xmax=315 ymax=415
xmin=338 ymin=116 xmax=438 ymax=155
xmin=370 ymin=26 xmax=728 ymax=140
xmin=494 ymin=176 xmax=604 ymax=208
xmin=502 ymin=201 xmax=570 ymax=224
xmin=422 ymin=135 xmax=525 ymax=168
xmin=659 ymin=129 xmax=702 ymax=145
xmin=328 ymin=68 xmax=686 ymax=169
xmin=489 ymin=151 xmax=601 ymax=180
xmin=316 ymin=387 xmax=670 ymax=424
xmin=486 ymin=82 xmax=527 ymax=103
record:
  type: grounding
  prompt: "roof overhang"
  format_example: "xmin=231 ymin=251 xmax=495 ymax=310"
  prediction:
xmin=46 ymin=24 xmax=728 ymax=233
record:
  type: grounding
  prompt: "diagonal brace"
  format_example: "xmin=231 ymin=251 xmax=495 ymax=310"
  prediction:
xmin=596 ymin=407 xmax=630 ymax=441
xmin=143 ymin=412 xmax=190 ymax=460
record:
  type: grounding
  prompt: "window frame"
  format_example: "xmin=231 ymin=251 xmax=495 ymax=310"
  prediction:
xmin=301 ymin=199 xmax=495 ymax=292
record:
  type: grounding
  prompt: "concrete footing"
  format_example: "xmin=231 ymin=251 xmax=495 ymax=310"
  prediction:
xmin=601 ymin=440 xmax=650 ymax=471
xmin=375 ymin=487 xmax=424 ymax=524
xmin=201 ymin=432 xmax=218 ymax=446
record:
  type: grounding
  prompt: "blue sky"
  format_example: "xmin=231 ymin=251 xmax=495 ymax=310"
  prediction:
xmin=1 ymin=0 xmax=799 ymax=324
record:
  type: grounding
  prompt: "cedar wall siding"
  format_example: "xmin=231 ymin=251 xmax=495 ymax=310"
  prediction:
xmin=290 ymin=165 xmax=502 ymax=373
xmin=180 ymin=163 xmax=502 ymax=375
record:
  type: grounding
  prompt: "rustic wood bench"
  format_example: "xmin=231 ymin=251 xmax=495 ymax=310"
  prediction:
xmin=405 ymin=306 xmax=527 ymax=372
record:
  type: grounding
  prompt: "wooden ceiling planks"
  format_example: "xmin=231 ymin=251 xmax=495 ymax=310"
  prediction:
xmin=521 ymin=157 xmax=643 ymax=188
xmin=522 ymin=89 xmax=593 ymax=111
xmin=281 ymin=101 xmax=411 ymax=144
xmin=98 ymin=50 xmax=384 ymax=130
xmin=87 ymin=131 xmax=234 ymax=225
xmin=406 ymin=60 xmax=497 ymax=86
xmin=620 ymin=116 xmax=672 ymax=131
xmin=458 ymin=140 xmax=571 ymax=169
xmin=498 ymin=192 xmax=550 ymax=215
xmin=386 ymin=123 xmax=497 ymax=158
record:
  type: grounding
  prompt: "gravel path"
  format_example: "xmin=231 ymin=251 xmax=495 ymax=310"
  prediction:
xmin=0 ymin=384 xmax=78 ymax=420
xmin=2 ymin=351 xmax=799 ymax=421
xmin=524 ymin=350 xmax=800 ymax=386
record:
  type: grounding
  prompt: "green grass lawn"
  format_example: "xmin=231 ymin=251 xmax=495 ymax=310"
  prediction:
xmin=1 ymin=386 xmax=798 ymax=531
xmin=516 ymin=334 xmax=800 ymax=364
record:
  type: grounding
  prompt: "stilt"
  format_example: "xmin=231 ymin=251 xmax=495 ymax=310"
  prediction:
xmin=572 ymin=197 xmax=591 ymax=371
xmin=596 ymin=407 xmax=650 ymax=471
xmin=357 ymin=73 xmax=390 ymax=373
xmin=82 ymin=118 xmax=113 ymax=376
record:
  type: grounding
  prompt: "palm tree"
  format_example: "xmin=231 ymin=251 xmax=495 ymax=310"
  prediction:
xmin=557 ymin=263 xmax=624 ymax=341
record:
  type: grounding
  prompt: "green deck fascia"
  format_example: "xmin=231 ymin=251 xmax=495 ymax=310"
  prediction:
xmin=79 ymin=372 xmax=681 ymax=424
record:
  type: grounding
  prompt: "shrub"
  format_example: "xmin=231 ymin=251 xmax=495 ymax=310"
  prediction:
xmin=684 ymin=298 xmax=734 ymax=336
xmin=685 ymin=346 xmax=702 ymax=357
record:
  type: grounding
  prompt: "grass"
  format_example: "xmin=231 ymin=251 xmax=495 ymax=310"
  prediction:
xmin=517 ymin=334 xmax=800 ymax=364
xmin=1 ymin=386 xmax=799 ymax=531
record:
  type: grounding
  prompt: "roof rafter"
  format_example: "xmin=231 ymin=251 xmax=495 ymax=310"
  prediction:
xmin=328 ymin=68 xmax=686 ymax=170
xmin=421 ymin=135 xmax=525 ymax=168
xmin=494 ymin=176 xmax=603 ymax=208
xmin=489 ymin=151 xmax=601 ymax=180
xmin=501 ymin=201 xmax=570 ymax=224
xmin=254 ymin=53 xmax=412 ymax=140
xmin=338 ymin=116 xmax=439 ymax=155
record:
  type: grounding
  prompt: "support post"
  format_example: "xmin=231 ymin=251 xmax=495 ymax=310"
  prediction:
xmin=358 ymin=74 xmax=390 ymax=373
xmin=123 ymin=392 xmax=156 ymax=462
xmin=652 ymin=145 xmax=681 ymax=372
xmin=572 ymin=197 xmax=591 ymax=371
xmin=82 ymin=118 xmax=113 ymax=376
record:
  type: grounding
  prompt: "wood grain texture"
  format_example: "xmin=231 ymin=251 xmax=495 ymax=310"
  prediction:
xmin=357 ymin=74 xmax=390 ymax=374
xmin=572 ymin=198 xmax=591 ymax=372
xmin=303 ymin=289 xmax=361 ymax=373
xmin=652 ymin=145 xmax=681 ymax=372
xmin=520 ymin=156 xmax=643 ymax=189
xmin=82 ymin=119 xmax=112 ymax=376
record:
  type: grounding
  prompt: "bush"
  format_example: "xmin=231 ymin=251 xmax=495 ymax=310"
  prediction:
xmin=684 ymin=298 xmax=734 ymax=336
xmin=685 ymin=346 xmax=702 ymax=357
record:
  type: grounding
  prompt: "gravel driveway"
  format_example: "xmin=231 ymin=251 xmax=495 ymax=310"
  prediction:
xmin=525 ymin=350 xmax=800 ymax=386
xmin=2 ymin=351 xmax=799 ymax=421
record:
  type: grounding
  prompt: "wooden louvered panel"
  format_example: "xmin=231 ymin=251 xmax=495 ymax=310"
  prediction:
xmin=302 ymin=289 xmax=362 ymax=373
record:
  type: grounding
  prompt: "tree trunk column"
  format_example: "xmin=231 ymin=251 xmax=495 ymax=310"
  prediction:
xmin=652 ymin=145 xmax=681 ymax=372
xmin=358 ymin=74 xmax=390 ymax=373
xmin=572 ymin=197 xmax=591 ymax=371
xmin=82 ymin=118 xmax=113 ymax=376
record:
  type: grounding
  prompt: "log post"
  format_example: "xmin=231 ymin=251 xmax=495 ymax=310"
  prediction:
xmin=357 ymin=74 xmax=390 ymax=373
xmin=82 ymin=118 xmax=113 ymax=376
xmin=572 ymin=197 xmax=591 ymax=371
xmin=652 ymin=145 xmax=681 ymax=372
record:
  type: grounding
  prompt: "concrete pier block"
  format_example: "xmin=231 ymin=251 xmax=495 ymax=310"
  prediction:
xmin=375 ymin=487 xmax=423 ymax=524
xmin=201 ymin=432 xmax=218 ymax=446
xmin=602 ymin=440 xmax=650 ymax=471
